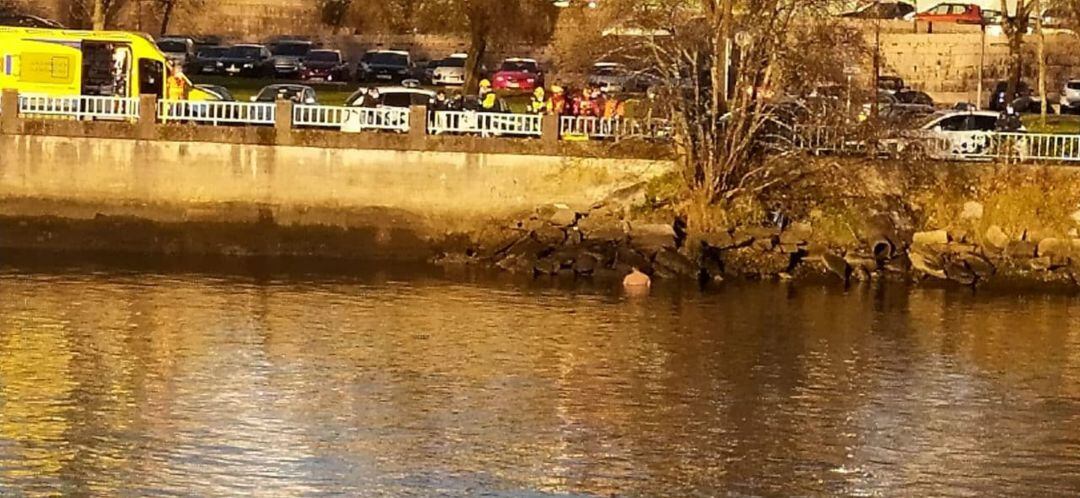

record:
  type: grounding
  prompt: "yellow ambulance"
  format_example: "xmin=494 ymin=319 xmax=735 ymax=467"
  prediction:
xmin=0 ymin=26 xmax=214 ymax=100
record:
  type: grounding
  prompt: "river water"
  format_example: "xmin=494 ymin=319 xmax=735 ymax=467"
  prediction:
xmin=1 ymin=259 xmax=1079 ymax=496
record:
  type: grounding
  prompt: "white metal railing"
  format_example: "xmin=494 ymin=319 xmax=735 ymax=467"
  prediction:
xmin=157 ymin=100 xmax=275 ymax=125
xmin=429 ymin=111 xmax=542 ymax=137
xmin=910 ymin=131 xmax=1080 ymax=162
xmin=296 ymin=105 xmax=410 ymax=132
xmin=18 ymin=95 xmax=139 ymax=120
xmin=559 ymin=116 xmax=673 ymax=140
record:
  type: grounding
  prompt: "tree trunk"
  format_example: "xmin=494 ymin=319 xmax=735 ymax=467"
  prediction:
xmin=159 ymin=0 xmax=174 ymax=35
xmin=1035 ymin=0 xmax=1047 ymax=123
xmin=463 ymin=25 xmax=488 ymax=95
xmin=92 ymin=0 xmax=106 ymax=30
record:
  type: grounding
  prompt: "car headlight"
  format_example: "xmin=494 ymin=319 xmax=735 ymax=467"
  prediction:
xmin=216 ymin=61 xmax=223 ymax=67
xmin=244 ymin=63 xmax=253 ymax=68
xmin=398 ymin=69 xmax=408 ymax=74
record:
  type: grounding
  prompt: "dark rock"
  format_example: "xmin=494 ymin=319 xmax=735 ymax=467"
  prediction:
xmin=573 ymin=253 xmax=599 ymax=275
xmin=845 ymin=255 xmax=878 ymax=275
xmin=578 ymin=214 xmax=626 ymax=242
xmin=654 ymin=248 xmax=698 ymax=278
xmin=628 ymin=222 xmax=677 ymax=253
xmin=701 ymin=230 xmax=735 ymax=249
xmin=960 ymin=253 xmax=995 ymax=279
xmin=533 ymin=225 xmax=567 ymax=246
xmin=615 ymin=245 xmax=652 ymax=273
xmin=822 ymin=253 xmax=851 ymax=282
xmin=534 ymin=257 xmax=560 ymax=276
xmin=945 ymin=259 xmax=977 ymax=286
xmin=496 ymin=254 xmax=535 ymax=274
xmin=1006 ymin=240 xmax=1037 ymax=259
xmin=504 ymin=235 xmax=548 ymax=259
xmin=909 ymin=248 xmax=947 ymax=279
xmin=700 ymin=253 xmax=724 ymax=283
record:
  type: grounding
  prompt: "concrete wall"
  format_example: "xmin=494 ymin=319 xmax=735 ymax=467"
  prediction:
xmin=874 ymin=31 xmax=1080 ymax=105
xmin=0 ymin=134 xmax=673 ymax=259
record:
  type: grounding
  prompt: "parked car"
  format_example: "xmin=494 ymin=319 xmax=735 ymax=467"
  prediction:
xmin=1060 ymin=80 xmax=1080 ymax=114
xmin=895 ymin=89 xmax=934 ymax=106
xmin=431 ymin=53 xmax=469 ymax=86
xmin=268 ymin=39 xmax=314 ymax=78
xmin=840 ymin=1 xmax=916 ymax=19
xmin=192 ymin=46 xmax=228 ymax=75
xmin=877 ymin=75 xmax=905 ymax=94
xmin=299 ymin=49 xmax=350 ymax=82
xmin=156 ymin=36 xmax=196 ymax=71
xmin=492 ymin=58 xmax=544 ymax=91
xmin=1011 ymin=95 xmax=1054 ymax=114
xmin=587 ymin=62 xmax=661 ymax=94
xmin=912 ymin=3 xmax=983 ymax=24
xmin=218 ymin=44 xmax=274 ymax=77
xmin=889 ymin=110 xmax=1017 ymax=157
xmin=195 ymin=84 xmax=235 ymax=102
xmin=357 ymin=50 xmax=413 ymax=83
xmin=252 ymin=84 xmax=317 ymax=104
xmin=989 ymin=80 xmax=1032 ymax=111
xmin=345 ymin=86 xmax=435 ymax=108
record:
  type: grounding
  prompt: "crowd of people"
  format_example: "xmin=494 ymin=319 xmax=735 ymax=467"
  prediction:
xmin=428 ymin=79 xmax=629 ymax=119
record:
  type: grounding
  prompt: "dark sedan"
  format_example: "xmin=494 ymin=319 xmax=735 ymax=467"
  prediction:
xmin=357 ymin=50 xmax=413 ymax=83
xmin=300 ymin=50 xmax=350 ymax=82
xmin=217 ymin=44 xmax=274 ymax=78
xmin=192 ymin=46 xmax=228 ymax=75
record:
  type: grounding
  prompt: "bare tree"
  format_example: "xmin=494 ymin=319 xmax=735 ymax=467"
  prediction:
xmin=603 ymin=0 xmax=862 ymax=206
xmin=60 ymin=0 xmax=129 ymax=29
xmin=999 ymin=0 xmax=1036 ymax=104
xmin=156 ymin=0 xmax=201 ymax=35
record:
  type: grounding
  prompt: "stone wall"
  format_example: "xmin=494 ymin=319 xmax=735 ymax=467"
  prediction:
xmin=0 ymin=133 xmax=673 ymax=260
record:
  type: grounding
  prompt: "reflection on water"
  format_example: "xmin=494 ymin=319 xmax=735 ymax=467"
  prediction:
xmin=1 ymin=264 xmax=1080 ymax=496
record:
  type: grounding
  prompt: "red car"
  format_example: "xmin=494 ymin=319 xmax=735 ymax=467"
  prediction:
xmin=491 ymin=58 xmax=544 ymax=92
xmin=914 ymin=3 xmax=983 ymax=24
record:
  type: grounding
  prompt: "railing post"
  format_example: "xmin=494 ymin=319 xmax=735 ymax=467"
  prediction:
xmin=542 ymin=114 xmax=559 ymax=152
xmin=409 ymin=105 xmax=427 ymax=150
xmin=136 ymin=94 xmax=158 ymax=140
xmin=1 ymin=89 xmax=21 ymax=135
xmin=275 ymin=99 xmax=294 ymax=146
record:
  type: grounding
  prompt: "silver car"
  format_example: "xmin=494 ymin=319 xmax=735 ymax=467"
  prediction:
xmin=432 ymin=54 xmax=468 ymax=86
xmin=1061 ymin=80 xmax=1080 ymax=114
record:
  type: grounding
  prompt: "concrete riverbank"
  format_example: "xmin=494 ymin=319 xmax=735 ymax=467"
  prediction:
xmin=0 ymin=132 xmax=673 ymax=260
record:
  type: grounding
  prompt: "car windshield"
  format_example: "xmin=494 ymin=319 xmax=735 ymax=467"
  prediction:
xmin=500 ymin=60 xmax=537 ymax=72
xmin=1068 ymin=82 xmax=1080 ymax=90
xmin=593 ymin=65 xmax=624 ymax=76
xmin=157 ymin=41 xmax=188 ymax=53
xmin=225 ymin=46 xmax=261 ymax=58
xmin=256 ymin=87 xmax=306 ymax=102
xmin=271 ymin=43 xmax=311 ymax=56
xmin=916 ymin=111 xmax=954 ymax=129
xmin=197 ymin=47 xmax=227 ymax=58
xmin=441 ymin=57 xmax=466 ymax=68
xmin=306 ymin=51 xmax=339 ymax=63
xmin=365 ymin=52 xmax=409 ymax=66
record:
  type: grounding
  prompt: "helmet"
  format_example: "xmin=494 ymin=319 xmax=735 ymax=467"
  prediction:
xmin=479 ymin=79 xmax=492 ymax=88
xmin=534 ymin=87 xmax=545 ymax=98
xmin=551 ymin=85 xmax=564 ymax=94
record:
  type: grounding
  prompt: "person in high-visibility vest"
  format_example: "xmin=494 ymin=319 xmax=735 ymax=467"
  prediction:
xmin=479 ymin=79 xmax=498 ymax=111
xmin=528 ymin=87 xmax=547 ymax=114
xmin=167 ymin=66 xmax=188 ymax=101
